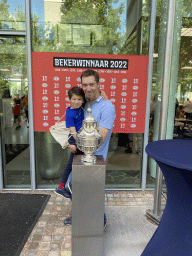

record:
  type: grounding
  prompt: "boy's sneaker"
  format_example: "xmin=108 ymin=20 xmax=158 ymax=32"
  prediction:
xmin=104 ymin=213 xmax=107 ymax=230
xmin=55 ymin=187 xmax=72 ymax=199
xmin=64 ymin=216 xmax=72 ymax=225
xmin=68 ymin=182 xmax=72 ymax=194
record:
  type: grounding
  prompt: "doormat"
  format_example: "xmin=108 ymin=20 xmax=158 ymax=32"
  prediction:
xmin=0 ymin=193 xmax=50 ymax=256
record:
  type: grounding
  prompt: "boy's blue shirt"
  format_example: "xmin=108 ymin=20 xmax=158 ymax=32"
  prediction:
xmin=65 ymin=106 xmax=84 ymax=132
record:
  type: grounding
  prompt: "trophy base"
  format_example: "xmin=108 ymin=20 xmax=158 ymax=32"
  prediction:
xmin=81 ymin=155 xmax=96 ymax=165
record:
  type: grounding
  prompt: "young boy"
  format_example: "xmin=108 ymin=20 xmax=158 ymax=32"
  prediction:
xmin=55 ymin=86 xmax=85 ymax=198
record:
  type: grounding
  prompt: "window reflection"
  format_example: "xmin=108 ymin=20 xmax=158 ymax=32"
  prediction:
xmin=0 ymin=0 xmax=25 ymax=30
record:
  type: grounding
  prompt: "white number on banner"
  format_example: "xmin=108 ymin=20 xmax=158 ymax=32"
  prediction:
xmin=111 ymin=78 xmax=116 ymax=83
xmin=54 ymin=83 xmax=59 ymax=88
xmin=111 ymin=92 xmax=115 ymax=97
xmin=121 ymin=111 xmax=125 ymax=116
xmin=55 ymin=110 xmax=59 ymax=114
xmin=54 ymin=97 xmax=59 ymax=101
xmin=132 ymin=105 xmax=137 ymax=110
xmin=122 ymin=85 xmax=127 ymax=90
xmin=134 ymin=79 xmax=138 ymax=84
xmin=42 ymin=76 xmax=47 ymax=81
xmin=43 ymin=103 xmax=48 ymax=108
xmin=132 ymin=117 xmax=136 ymax=122
xmin=66 ymin=77 xmax=70 ymax=82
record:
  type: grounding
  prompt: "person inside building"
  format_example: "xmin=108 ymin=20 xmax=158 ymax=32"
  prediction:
xmin=21 ymin=93 xmax=29 ymax=127
xmin=63 ymin=69 xmax=116 ymax=228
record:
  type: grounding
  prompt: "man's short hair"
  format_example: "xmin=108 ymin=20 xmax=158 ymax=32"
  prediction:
xmin=68 ymin=86 xmax=85 ymax=101
xmin=81 ymin=69 xmax=99 ymax=84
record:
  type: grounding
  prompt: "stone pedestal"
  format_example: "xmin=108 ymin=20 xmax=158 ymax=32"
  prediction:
xmin=72 ymin=155 xmax=105 ymax=256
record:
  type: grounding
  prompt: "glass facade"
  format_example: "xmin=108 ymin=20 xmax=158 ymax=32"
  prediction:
xmin=0 ymin=0 xmax=191 ymax=190
xmin=31 ymin=0 xmax=149 ymax=189
xmin=147 ymin=0 xmax=192 ymax=188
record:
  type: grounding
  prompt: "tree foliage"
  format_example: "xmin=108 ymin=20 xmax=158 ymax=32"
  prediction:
xmin=59 ymin=0 xmax=125 ymax=54
xmin=0 ymin=0 xmax=27 ymax=95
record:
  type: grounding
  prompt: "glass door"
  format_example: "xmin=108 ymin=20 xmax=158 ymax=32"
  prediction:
xmin=0 ymin=0 xmax=30 ymax=188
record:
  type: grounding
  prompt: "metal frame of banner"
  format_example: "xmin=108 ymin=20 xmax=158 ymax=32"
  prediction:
xmin=25 ymin=0 xmax=36 ymax=190
xmin=146 ymin=0 xmax=176 ymax=223
xmin=142 ymin=0 xmax=157 ymax=191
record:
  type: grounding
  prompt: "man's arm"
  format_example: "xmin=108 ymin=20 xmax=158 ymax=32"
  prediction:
xmin=98 ymin=126 xmax=110 ymax=143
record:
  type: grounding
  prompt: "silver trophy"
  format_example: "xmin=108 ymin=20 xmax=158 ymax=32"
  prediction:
xmin=76 ymin=108 xmax=103 ymax=164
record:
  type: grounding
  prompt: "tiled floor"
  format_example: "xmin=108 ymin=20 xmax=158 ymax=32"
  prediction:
xmin=1 ymin=190 xmax=166 ymax=256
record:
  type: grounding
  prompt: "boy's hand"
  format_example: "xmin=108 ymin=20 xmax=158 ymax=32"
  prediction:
xmin=68 ymin=144 xmax=77 ymax=153
xmin=100 ymin=90 xmax=108 ymax=100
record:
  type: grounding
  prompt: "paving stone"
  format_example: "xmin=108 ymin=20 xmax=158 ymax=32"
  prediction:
xmin=43 ymin=210 xmax=51 ymax=215
xmin=54 ymin=227 xmax=65 ymax=235
xmin=126 ymin=193 xmax=134 ymax=197
xmin=36 ymin=251 xmax=49 ymax=256
xmin=28 ymin=242 xmax=39 ymax=250
xmin=31 ymin=234 xmax=43 ymax=242
xmin=114 ymin=197 xmax=122 ymax=202
xmin=39 ymin=215 xmax=50 ymax=221
xmin=39 ymin=242 xmax=51 ymax=251
xmin=25 ymin=250 xmax=38 ymax=256
xmin=50 ymin=242 xmax=61 ymax=251
xmin=106 ymin=193 xmax=113 ymax=197
xmin=64 ymin=243 xmax=71 ymax=249
xmin=42 ymin=235 xmax=52 ymax=242
xmin=61 ymin=252 xmax=71 ymax=256
xmin=107 ymin=202 xmax=116 ymax=206
xmin=47 ymin=201 xmax=54 ymax=205
xmin=115 ymin=201 xmax=123 ymax=206
xmin=48 ymin=252 xmax=60 ymax=256
xmin=52 ymin=235 xmax=63 ymax=242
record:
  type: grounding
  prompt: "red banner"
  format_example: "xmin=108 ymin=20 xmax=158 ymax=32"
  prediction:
xmin=32 ymin=52 xmax=148 ymax=133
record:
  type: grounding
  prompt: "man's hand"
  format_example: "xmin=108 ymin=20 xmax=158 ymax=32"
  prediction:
xmin=98 ymin=126 xmax=110 ymax=143
xmin=68 ymin=144 xmax=77 ymax=153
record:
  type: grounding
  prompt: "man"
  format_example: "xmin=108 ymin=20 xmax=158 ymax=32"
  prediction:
xmin=64 ymin=69 xmax=116 ymax=226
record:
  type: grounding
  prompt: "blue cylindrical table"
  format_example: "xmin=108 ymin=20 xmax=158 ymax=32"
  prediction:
xmin=142 ymin=139 xmax=192 ymax=256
